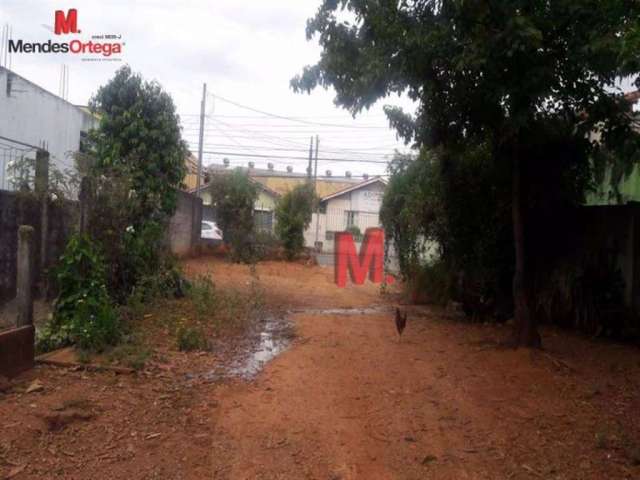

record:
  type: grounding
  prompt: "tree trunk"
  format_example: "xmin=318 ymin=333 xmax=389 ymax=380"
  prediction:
xmin=512 ymin=156 xmax=541 ymax=348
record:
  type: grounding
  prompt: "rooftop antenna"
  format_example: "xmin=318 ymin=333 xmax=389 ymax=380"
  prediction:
xmin=59 ymin=65 xmax=69 ymax=100
xmin=7 ymin=25 xmax=12 ymax=69
xmin=0 ymin=24 xmax=8 ymax=68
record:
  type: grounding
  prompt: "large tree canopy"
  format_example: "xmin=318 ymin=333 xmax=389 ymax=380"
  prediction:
xmin=293 ymin=0 xmax=640 ymax=346
xmin=89 ymin=65 xmax=187 ymax=221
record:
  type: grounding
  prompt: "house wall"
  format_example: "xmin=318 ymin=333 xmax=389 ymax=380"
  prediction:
xmin=0 ymin=67 xmax=97 ymax=189
xmin=255 ymin=190 xmax=276 ymax=211
xmin=196 ymin=188 xmax=275 ymax=212
xmin=304 ymin=181 xmax=386 ymax=252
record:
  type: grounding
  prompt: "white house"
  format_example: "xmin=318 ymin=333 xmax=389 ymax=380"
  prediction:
xmin=305 ymin=177 xmax=387 ymax=252
xmin=0 ymin=66 xmax=98 ymax=190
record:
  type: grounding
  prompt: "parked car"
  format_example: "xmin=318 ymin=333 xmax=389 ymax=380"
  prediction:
xmin=201 ymin=221 xmax=222 ymax=241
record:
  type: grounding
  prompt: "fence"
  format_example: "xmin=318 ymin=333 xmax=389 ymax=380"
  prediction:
xmin=0 ymin=135 xmax=41 ymax=192
xmin=304 ymin=210 xmax=399 ymax=272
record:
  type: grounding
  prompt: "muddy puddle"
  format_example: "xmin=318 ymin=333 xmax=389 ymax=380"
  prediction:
xmin=191 ymin=306 xmax=391 ymax=382
xmin=288 ymin=305 xmax=392 ymax=316
xmin=199 ymin=314 xmax=294 ymax=382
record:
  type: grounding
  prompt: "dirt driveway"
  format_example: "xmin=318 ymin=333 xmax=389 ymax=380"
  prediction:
xmin=1 ymin=257 xmax=640 ymax=479
xmin=185 ymin=258 xmax=640 ymax=480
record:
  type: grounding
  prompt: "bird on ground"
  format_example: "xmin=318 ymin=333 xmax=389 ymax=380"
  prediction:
xmin=395 ymin=308 xmax=407 ymax=342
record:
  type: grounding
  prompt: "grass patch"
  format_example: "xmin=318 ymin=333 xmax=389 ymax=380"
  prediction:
xmin=107 ymin=342 xmax=151 ymax=370
xmin=176 ymin=325 xmax=208 ymax=352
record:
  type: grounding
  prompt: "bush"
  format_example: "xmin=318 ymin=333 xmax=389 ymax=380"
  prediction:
xmin=176 ymin=325 xmax=208 ymax=352
xmin=407 ymin=259 xmax=454 ymax=305
xmin=188 ymin=275 xmax=217 ymax=320
xmin=275 ymin=183 xmax=315 ymax=260
xmin=208 ymin=169 xmax=258 ymax=263
xmin=38 ymin=234 xmax=120 ymax=353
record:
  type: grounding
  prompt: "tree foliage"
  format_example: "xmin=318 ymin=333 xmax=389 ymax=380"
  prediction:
xmin=38 ymin=234 xmax=119 ymax=353
xmin=86 ymin=66 xmax=187 ymax=297
xmin=89 ymin=65 xmax=187 ymax=221
xmin=275 ymin=183 xmax=316 ymax=259
xmin=208 ymin=169 xmax=258 ymax=262
xmin=293 ymin=0 xmax=640 ymax=346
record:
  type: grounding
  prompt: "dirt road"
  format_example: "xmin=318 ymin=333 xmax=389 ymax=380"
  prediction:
xmin=2 ymin=257 xmax=640 ymax=479
xmin=186 ymin=258 xmax=640 ymax=480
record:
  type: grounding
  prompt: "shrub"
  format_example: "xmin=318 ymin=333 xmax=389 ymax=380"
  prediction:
xmin=208 ymin=169 xmax=258 ymax=263
xmin=407 ymin=259 xmax=454 ymax=306
xmin=275 ymin=183 xmax=315 ymax=260
xmin=38 ymin=234 xmax=120 ymax=353
xmin=176 ymin=325 xmax=208 ymax=352
xmin=188 ymin=275 xmax=217 ymax=320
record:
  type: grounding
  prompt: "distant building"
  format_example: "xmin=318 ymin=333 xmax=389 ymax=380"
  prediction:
xmin=0 ymin=67 xmax=98 ymax=190
xmin=192 ymin=162 xmax=364 ymax=233
xmin=207 ymin=162 xmax=360 ymax=197
xmin=304 ymin=177 xmax=387 ymax=251
xmin=189 ymin=172 xmax=282 ymax=232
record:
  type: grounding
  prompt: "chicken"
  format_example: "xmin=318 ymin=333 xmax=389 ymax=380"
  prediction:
xmin=395 ymin=308 xmax=407 ymax=342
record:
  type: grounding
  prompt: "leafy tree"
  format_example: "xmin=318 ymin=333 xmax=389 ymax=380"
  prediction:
xmin=208 ymin=169 xmax=258 ymax=262
xmin=293 ymin=0 xmax=640 ymax=347
xmin=87 ymin=66 xmax=187 ymax=297
xmin=275 ymin=183 xmax=316 ymax=259
xmin=89 ymin=66 xmax=187 ymax=221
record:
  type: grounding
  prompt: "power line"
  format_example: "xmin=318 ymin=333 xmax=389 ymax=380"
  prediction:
xmin=212 ymin=94 xmax=391 ymax=130
xmin=200 ymin=150 xmax=391 ymax=165
xmin=184 ymin=141 xmax=396 ymax=157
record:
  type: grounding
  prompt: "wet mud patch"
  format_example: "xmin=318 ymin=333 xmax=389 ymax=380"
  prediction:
xmin=200 ymin=314 xmax=294 ymax=382
xmin=289 ymin=305 xmax=392 ymax=316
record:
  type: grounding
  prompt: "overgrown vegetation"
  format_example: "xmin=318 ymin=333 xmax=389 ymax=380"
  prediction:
xmin=275 ymin=183 xmax=316 ymax=259
xmin=37 ymin=234 xmax=119 ymax=353
xmin=293 ymin=0 xmax=640 ymax=346
xmin=38 ymin=66 xmax=188 ymax=356
xmin=208 ymin=169 xmax=258 ymax=263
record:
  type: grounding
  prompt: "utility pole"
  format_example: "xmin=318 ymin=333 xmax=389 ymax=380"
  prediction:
xmin=307 ymin=136 xmax=314 ymax=180
xmin=314 ymin=135 xmax=321 ymax=246
xmin=196 ymin=83 xmax=207 ymax=193
xmin=314 ymin=135 xmax=319 ymax=191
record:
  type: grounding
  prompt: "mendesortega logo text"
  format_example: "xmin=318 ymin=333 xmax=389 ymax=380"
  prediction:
xmin=9 ymin=9 xmax=123 ymax=59
xmin=9 ymin=39 xmax=121 ymax=57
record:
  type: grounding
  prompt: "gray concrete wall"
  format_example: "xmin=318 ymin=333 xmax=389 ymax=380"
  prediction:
xmin=168 ymin=191 xmax=202 ymax=257
xmin=0 ymin=190 xmax=77 ymax=304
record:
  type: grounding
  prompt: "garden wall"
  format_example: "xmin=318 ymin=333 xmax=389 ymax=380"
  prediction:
xmin=168 ymin=190 xmax=203 ymax=257
xmin=0 ymin=190 xmax=78 ymax=305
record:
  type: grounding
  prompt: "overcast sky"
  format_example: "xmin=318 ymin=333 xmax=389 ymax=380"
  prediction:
xmin=0 ymin=0 xmax=416 ymax=178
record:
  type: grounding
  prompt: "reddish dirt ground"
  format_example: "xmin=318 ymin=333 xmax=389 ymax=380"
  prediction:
xmin=1 ymin=256 xmax=640 ymax=479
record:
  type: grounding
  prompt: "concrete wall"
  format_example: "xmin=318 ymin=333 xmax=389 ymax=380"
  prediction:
xmin=0 ymin=67 xmax=97 ymax=189
xmin=168 ymin=190 xmax=203 ymax=257
xmin=0 ymin=190 xmax=78 ymax=304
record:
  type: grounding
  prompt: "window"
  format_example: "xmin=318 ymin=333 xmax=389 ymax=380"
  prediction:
xmin=345 ymin=210 xmax=358 ymax=229
xmin=254 ymin=210 xmax=274 ymax=233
